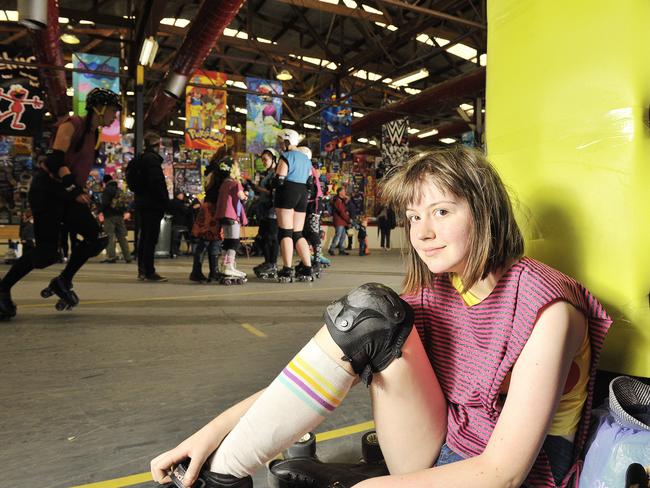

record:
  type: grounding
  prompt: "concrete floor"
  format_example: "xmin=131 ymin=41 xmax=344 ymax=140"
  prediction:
xmin=1 ymin=250 xmax=406 ymax=488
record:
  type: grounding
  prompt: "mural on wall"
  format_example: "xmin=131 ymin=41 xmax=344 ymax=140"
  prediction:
xmin=320 ymin=90 xmax=351 ymax=157
xmin=0 ymin=49 xmax=43 ymax=136
xmin=185 ymin=71 xmax=228 ymax=151
xmin=245 ymin=77 xmax=282 ymax=155
xmin=380 ymin=118 xmax=409 ymax=170
xmin=72 ymin=53 xmax=121 ymax=143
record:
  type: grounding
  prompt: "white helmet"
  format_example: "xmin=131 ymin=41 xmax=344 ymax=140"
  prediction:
xmin=262 ymin=147 xmax=279 ymax=160
xmin=295 ymin=146 xmax=312 ymax=160
xmin=278 ymin=128 xmax=301 ymax=147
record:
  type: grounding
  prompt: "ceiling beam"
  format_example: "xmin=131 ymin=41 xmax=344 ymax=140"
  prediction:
xmin=272 ymin=0 xmax=386 ymax=24
xmin=375 ymin=0 xmax=485 ymax=30
xmin=58 ymin=8 xmax=134 ymax=28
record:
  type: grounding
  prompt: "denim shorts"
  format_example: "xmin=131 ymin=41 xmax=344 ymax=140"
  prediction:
xmin=433 ymin=443 xmax=464 ymax=467
xmin=433 ymin=436 xmax=573 ymax=486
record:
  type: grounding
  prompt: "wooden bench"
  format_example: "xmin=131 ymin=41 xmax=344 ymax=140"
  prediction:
xmin=240 ymin=225 xmax=259 ymax=257
xmin=0 ymin=225 xmax=20 ymax=244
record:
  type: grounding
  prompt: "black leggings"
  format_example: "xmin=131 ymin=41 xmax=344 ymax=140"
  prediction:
xmin=0 ymin=171 xmax=106 ymax=290
xmin=259 ymin=217 xmax=279 ymax=264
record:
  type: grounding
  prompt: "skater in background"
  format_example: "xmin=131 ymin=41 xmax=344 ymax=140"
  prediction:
xmin=274 ymin=128 xmax=314 ymax=282
xmin=0 ymin=88 xmax=119 ymax=318
xmin=100 ymin=174 xmax=132 ymax=263
xmin=252 ymin=148 xmax=280 ymax=280
xmin=189 ymin=156 xmax=223 ymax=283
xmin=214 ymin=157 xmax=248 ymax=284
xmin=377 ymin=204 xmax=396 ymax=250
xmin=151 ymin=147 xmax=611 ymax=488
xmin=295 ymin=146 xmax=324 ymax=278
xmin=357 ymin=215 xmax=369 ymax=256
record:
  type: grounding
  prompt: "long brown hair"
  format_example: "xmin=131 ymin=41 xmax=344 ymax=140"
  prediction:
xmin=380 ymin=147 xmax=524 ymax=294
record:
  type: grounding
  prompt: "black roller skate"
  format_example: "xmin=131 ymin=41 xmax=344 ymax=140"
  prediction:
xmin=268 ymin=431 xmax=387 ymax=488
xmin=41 ymin=276 xmax=79 ymax=311
xmin=254 ymin=262 xmax=278 ymax=280
xmin=0 ymin=289 xmax=17 ymax=320
xmin=295 ymin=263 xmax=314 ymax=282
xmin=277 ymin=266 xmax=294 ymax=283
xmin=168 ymin=458 xmax=253 ymax=488
xmin=311 ymin=261 xmax=321 ymax=279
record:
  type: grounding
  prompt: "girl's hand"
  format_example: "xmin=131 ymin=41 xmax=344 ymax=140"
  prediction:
xmin=150 ymin=426 xmax=221 ymax=487
xmin=238 ymin=190 xmax=248 ymax=201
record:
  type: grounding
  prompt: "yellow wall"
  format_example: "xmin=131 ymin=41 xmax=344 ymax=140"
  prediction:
xmin=486 ymin=0 xmax=650 ymax=376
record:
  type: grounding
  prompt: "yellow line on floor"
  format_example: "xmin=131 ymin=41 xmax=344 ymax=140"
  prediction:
xmin=67 ymin=420 xmax=375 ymax=488
xmin=240 ymin=322 xmax=267 ymax=337
xmin=20 ymin=286 xmax=350 ymax=309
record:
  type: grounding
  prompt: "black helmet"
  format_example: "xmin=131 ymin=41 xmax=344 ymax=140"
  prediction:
xmin=86 ymin=88 xmax=122 ymax=111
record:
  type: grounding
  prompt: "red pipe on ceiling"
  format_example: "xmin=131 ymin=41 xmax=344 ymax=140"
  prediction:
xmin=145 ymin=0 xmax=246 ymax=128
xmin=29 ymin=0 xmax=70 ymax=118
xmin=352 ymin=67 xmax=486 ymax=134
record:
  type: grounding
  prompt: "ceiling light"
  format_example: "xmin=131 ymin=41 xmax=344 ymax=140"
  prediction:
xmin=124 ymin=116 xmax=135 ymax=129
xmin=342 ymin=0 xmax=357 ymax=7
xmin=68 ymin=110 xmax=74 ymax=116
xmin=282 ymin=120 xmax=295 ymax=126
xmin=139 ymin=36 xmax=158 ymax=67
xmin=126 ymin=91 xmax=134 ymax=96
xmin=276 ymin=69 xmax=292 ymax=81
xmin=287 ymin=93 xmax=295 ymax=98
xmin=167 ymin=129 xmax=184 ymax=136
xmin=440 ymin=138 xmax=456 ymax=144
xmin=64 ymin=62 xmax=73 ymax=69
xmin=391 ymin=68 xmax=429 ymax=87
xmin=417 ymin=128 xmax=439 ymax=139
xmin=368 ymin=140 xmax=377 ymax=146
xmin=45 ymin=111 xmax=51 ymax=117
xmin=61 ymin=33 xmax=80 ymax=44
xmin=304 ymin=101 xmax=317 ymax=107
xmin=79 ymin=19 xmax=94 ymax=25
xmin=459 ymin=103 xmax=473 ymax=111
xmin=353 ymin=112 xmax=364 ymax=118
xmin=235 ymin=107 xmax=247 ymax=114
xmin=357 ymin=137 xmax=368 ymax=143
xmin=178 ymin=116 xmax=186 ymax=121
xmin=58 ymin=16 xmax=69 ymax=24
xmin=66 ymin=87 xmax=74 ymax=96
xmin=408 ymin=128 xmax=420 ymax=134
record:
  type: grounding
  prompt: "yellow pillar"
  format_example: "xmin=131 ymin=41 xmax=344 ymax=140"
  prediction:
xmin=486 ymin=0 xmax=650 ymax=376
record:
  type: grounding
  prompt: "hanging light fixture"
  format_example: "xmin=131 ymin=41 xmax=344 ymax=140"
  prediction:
xmin=17 ymin=0 xmax=47 ymax=29
xmin=276 ymin=69 xmax=292 ymax=81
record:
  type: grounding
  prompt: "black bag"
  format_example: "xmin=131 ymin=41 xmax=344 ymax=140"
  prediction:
xmin=125 ymin=156 xmax=144 ymax=193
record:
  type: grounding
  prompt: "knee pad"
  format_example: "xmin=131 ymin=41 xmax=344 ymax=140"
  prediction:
xmin=32 ymin=245 xmax=60 ymax=269
xmin=325 ymin=283 xmax=414 ymax=386
xmin=278 ymin=227 xmax=293 ymax=241
xmin=222 ymin=238 xmax=238 ymax=251
xmin=292 ymin=231 xmax=304 ymax=244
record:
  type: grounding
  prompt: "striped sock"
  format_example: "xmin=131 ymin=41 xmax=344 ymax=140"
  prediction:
xmin=209 ymin=339 xmax=355 ymax=477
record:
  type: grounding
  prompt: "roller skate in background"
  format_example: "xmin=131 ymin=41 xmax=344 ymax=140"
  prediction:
xmin=254 ymin=262 xmax=278 ymax=280
xmin=41 ymin=276 xmax=79 ymax=311
xmin=277 ymin=266 xmax=294 ymax=283
xmin=219 ymin=255 xmax=247 ymax=285
xmin=268 ymin=430 xmax=388 ymax=488
xmin=315 ymin=254 xmax=331 ymax=268
xmin=0 ymin=289 xmax=17 ymax=320
xmin=294 ymin=263 xmax=315 ymax=282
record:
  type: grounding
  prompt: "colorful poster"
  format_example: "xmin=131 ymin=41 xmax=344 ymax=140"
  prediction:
xmin=72 ymin=53 xmax=121 ymax=143
xmin=381 ymin=118 xmax=409 ymax=169
xmin=245 ymin=77 xmax=282 ymax=155
xmin=0 ymin=48 xmax=44 ymax=136
xmin=185 ymin=71 xmax=228 ymax=150
xmin=320 ymin=90 xmax=352 ymax=156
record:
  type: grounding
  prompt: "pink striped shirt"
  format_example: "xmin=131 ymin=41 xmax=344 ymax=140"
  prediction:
xmin=403 ymin=257 xmax=612 ymax=487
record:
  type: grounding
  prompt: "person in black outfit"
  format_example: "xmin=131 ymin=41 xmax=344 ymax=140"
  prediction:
xmin=0 ymin=88 xmax=119 ymax=319
xmin=168 ymin=191 xmax=191 ymax=258
xmin=132 ymin=132 xmax=169 ymax=282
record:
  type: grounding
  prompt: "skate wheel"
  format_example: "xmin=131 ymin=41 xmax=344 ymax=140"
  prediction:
xmin=361 ymin=431 xmax=384 ymax=464
xmin=41 ymin=288 xmax=53 ymax=299
xmin=285 ymin=432 xmax=316 ymax=459
xmin=55 ymin=300 xmax=68 ymax=311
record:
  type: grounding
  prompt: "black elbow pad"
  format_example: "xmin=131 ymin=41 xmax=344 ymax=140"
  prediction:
xmin=44 ymin=149 xmax=66 ymax=174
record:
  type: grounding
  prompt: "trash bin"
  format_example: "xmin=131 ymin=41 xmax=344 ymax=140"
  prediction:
xmin=154 ymin=214 xmax=172 ymax=258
